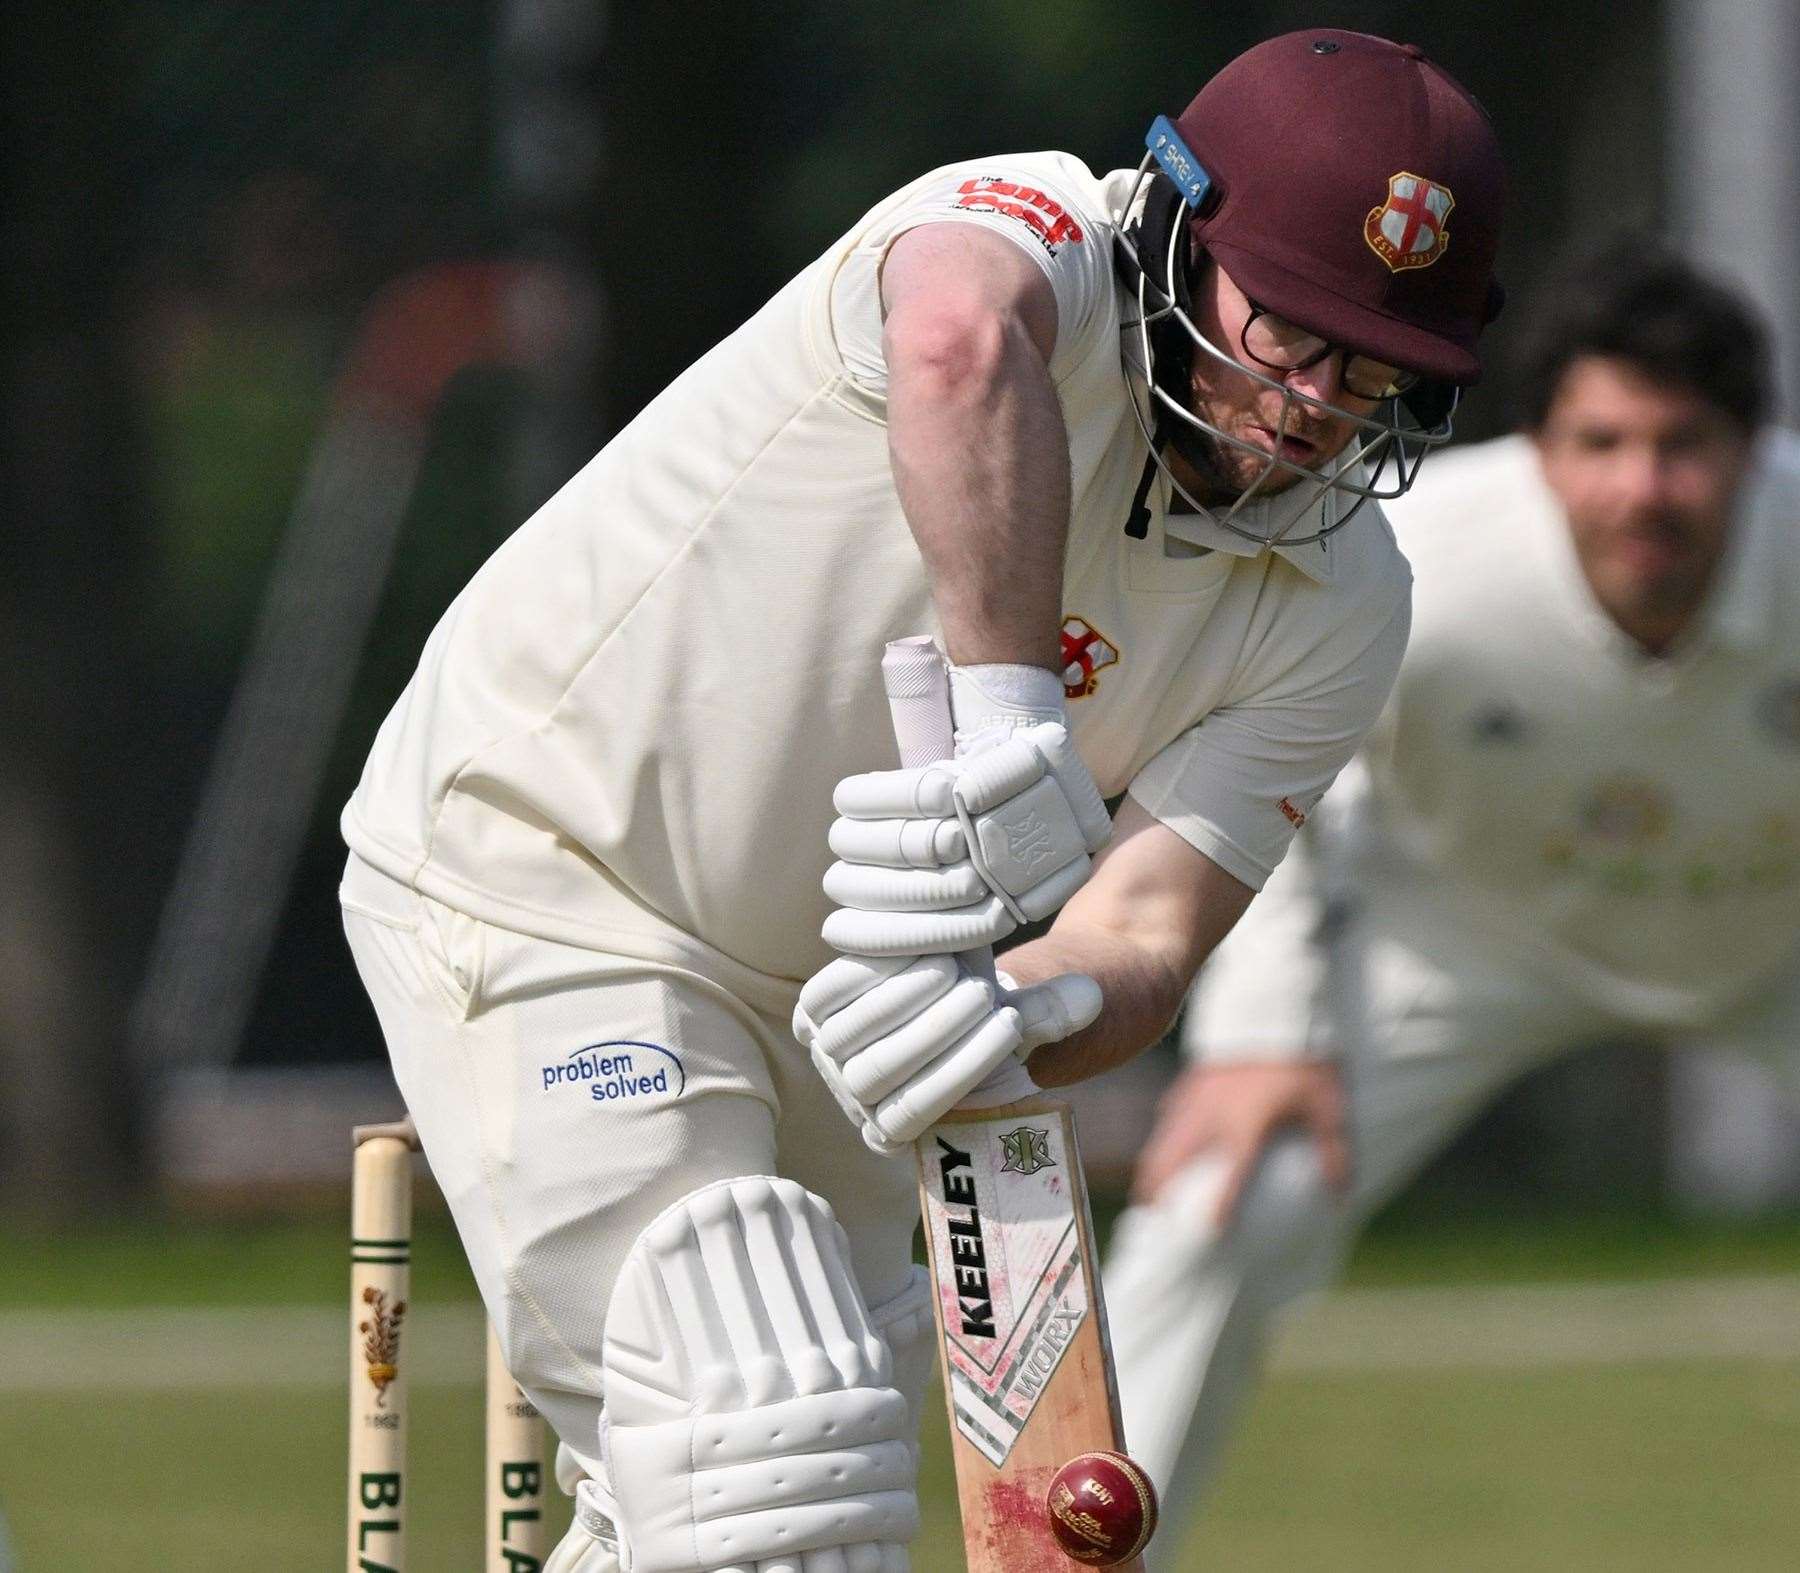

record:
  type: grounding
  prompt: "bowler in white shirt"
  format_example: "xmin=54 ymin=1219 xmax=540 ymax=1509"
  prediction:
xmin=1105 ymin=235 xmax=1800 ymax=1552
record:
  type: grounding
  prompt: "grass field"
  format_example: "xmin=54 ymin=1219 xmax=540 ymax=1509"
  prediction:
xmin=4 ymin=1205 xmax=1798 ymax=1570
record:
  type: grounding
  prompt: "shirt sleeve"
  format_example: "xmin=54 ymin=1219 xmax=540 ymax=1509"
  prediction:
xmin=829 ymin=157 xmax=1115 ymax=393
xmin=1178 ymin=777 xmax=1355 ymax=1063
xmin=1126 ymin=586 xmax=1410 ymax=892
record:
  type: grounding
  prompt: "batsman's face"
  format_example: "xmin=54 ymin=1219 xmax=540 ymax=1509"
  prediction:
xmin=1532 ymin=356 xmax=1751 ymax=654
xmin=1170 ymin=259 xmax=1381 ymax=501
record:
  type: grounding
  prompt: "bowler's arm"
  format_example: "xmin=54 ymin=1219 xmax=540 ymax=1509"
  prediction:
xmin=882 ymin=224 xmax=1069 ymax=671
xmin=1000 ymin=797 xmax=1256 ymax=1087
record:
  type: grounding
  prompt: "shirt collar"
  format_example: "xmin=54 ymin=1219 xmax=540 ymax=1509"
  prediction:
xmin=1155 ymin=453 xmax=1370 ymax=585
xmin=1162 ymin=504 xmax=1338 ymax=583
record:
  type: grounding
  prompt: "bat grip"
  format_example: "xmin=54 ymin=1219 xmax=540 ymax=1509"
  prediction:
xmin=881 ymin=638 xmax=998 ymax=986
xmin=880 ymin=635 xmax=955 ymax=768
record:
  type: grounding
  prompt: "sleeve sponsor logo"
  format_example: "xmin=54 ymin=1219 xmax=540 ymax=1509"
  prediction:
xmin=953 ymin=176 xmax=1086 ymax=254
xmin=541 ymin=1040 xmax=685 ymax=1103
xmin=1278 ymin=796 xmax=1307 ymax=828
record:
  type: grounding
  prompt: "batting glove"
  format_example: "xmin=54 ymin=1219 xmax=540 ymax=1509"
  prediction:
xmin=794 ymin=954 xmax=1102 ymax=1154
xmin=820 ymin=720 xmax=1110 ymax=957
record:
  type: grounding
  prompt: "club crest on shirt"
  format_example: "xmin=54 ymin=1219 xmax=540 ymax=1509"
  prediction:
xmin=1577 ymin=775 xmax=1671 ymax=846
xmin=1061 ymin=615 xmax=1119 ymax=698
xmin=1756 ymin=678 xmax=1800 ymax=748
xmin=1364 ymin=172 xmax=1454 ymax=272
xmin=1543 ymin=777 xmax=1796 ymax=900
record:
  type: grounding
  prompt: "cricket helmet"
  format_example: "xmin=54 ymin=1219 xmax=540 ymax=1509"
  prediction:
xmin=1114 ymin=29 xmax=1507 ymax=542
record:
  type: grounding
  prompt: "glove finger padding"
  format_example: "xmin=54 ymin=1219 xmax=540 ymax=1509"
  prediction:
xmin=799 ymin=954 xmax=961 ymax=1066
xmin=602 ymin=1178 xmax=918 ymax=1573
xmin=820 ymin=893 xmax=1015 ymax=959
xmin=839 ymin=979 xmax=998 ymax=1104
xmin=793 ymin=959 xmax=1106 ymax=1155
xmin=794 ymin=954 xmax=915 ymax=1024
xmin=821 ymin=859 xmax=989 ymax=914
xmin=795 ymin=955 xmax=1019 ymax=1154
xmin=831 ymin=763 xmax=958 ymax=820
xmin=794 ymin=961 xmax=909 ymax=1151
xmin=867 ymin=1007 xmax=1024 ymax=1146
xmin=822 ymin=725 xmax=1110 ymax=957
xmin=827 ymin=816 xmax=965 ymax=870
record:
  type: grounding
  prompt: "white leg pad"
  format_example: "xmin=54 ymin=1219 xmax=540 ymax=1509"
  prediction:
xmin=556 ymin=1441 xmax=589 ymax=1497
xmin=602 ymin=1176 xmax=919 ymax=1573
xmin=866 ymin=1266 xmax=934 ymax=1450
xmin=544 ymin=1481 xmax=626 ymax=1573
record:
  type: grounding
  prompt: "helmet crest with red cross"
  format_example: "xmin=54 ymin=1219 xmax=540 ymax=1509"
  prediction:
xmin=1364 ymin=172 xmax=1456 ymax=272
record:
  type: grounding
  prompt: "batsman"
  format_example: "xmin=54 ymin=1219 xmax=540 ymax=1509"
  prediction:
xmin=339 ymin=31 xmax=1505 ymax=1571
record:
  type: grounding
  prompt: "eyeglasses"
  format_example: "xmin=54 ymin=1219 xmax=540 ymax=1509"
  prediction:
xmin=1240 ymin=300 xmax=1420 ymax=402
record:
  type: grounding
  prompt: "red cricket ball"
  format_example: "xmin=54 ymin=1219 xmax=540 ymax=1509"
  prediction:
xmin=1044 ymin=1449 xmax=1159 ymax=1565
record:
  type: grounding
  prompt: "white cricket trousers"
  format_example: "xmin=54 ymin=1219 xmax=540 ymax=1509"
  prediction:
xmin=1103 ymin=933 xmax=1800 ymax=1566
xmin=339 ymin=854 xmax=919 ymax=1559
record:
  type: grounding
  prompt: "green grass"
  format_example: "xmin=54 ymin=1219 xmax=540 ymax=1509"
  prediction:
xmin=3 ymin=1383 xmax=574 ymax=1570
xmin=1342 ymin=1204 xmax=1800 ymax=1287
xmin=7 ymin=1199 xmax=1800 ymax=1310
xmin=5 ymin=1359 xmax=1797 ymax=1570
xmin=0 ymin=1212 xmax=479 ymax=1309
xmin=1192 ymin=1361 xmax=1800 ymax=1572
xmin=3 ymin=1206 xmax=1798 ymax=1569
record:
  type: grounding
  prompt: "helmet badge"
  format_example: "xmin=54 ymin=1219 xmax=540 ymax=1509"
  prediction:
xmin=1363 ymin=172 xmax=1455 ymax=272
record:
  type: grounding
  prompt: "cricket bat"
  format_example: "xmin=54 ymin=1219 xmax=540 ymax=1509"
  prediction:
xmin=881 ymin=636 xmax=1145 ymax=1573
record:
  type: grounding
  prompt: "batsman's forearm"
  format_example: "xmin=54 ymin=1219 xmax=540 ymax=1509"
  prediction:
xmin=1000 ymin=923 xmax=1192 ymax=1088
xmin=885 ymin=304 xmax=1071 ymax=670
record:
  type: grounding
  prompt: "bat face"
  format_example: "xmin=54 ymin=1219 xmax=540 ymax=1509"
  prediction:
xmin=920 ymin=1104 xmax=1090 ymax=1463
xmin=917 ymin=1096 xmax=1143 ymax=1572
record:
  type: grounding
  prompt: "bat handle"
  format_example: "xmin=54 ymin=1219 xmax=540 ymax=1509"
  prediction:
xmin=880 ymin=638 xmax=998 ymax=987
xmin=880 ymin=635 xmax=955 ymax=768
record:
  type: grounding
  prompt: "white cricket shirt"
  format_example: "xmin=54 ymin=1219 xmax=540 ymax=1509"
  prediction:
xmin=344 ymin=152 xmax=1410 ymax=1000
xmin=1190 ymin=431 xmax=1800 ymax=1056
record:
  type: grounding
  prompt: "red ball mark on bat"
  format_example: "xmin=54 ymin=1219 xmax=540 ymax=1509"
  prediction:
xmin=974 ymin=1472 xmax=1064 ymax=1565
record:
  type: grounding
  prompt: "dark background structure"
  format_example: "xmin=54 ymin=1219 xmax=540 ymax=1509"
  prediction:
xmin=3 ymin=0 xmax=1797 ymax=1215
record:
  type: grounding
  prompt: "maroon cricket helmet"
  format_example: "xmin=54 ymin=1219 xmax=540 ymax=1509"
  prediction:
xmin=1176 ymin=29 xmax=1506 ymax=384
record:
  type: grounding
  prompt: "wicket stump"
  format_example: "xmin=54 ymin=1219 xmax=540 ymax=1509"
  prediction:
xmin=348 ymin=1118 xmax=551 ymax=1571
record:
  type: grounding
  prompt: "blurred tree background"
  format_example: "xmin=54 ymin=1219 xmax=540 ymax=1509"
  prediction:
xmin=7 ymin=0 xmax=1793 ymax=1213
